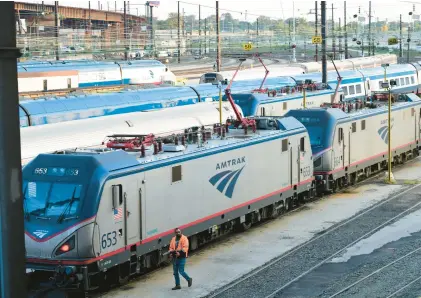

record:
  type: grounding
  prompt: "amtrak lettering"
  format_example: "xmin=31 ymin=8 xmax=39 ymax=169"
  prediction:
xmin=216 ymin=156 xmax=246 ymax=170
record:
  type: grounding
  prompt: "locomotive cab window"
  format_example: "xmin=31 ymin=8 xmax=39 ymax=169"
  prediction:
xmin=361 ymin=120 xmax=366 ymax=130
xmin=261 ymin=107 xmax=266 ymax=116
xmin=352 ymin=122 xmax=357 ymax=133
xmin=300 ymin=137 xmax=305 ymax=152
xmin=338 ymin=128 xmax=344 ymax=143
xmin=282 ymin=139 xmax=288 ymax=152
xmin=172 ymin=165 xmax=182 ymax=183
xmin=112 ymin=184 xmax=123 ymax=208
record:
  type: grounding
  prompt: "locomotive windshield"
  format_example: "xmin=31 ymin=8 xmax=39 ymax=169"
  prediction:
xmin=294 ymin=117 xmax=324 ymax=148
xmin=23 ymin=181 xmax=83 ymax=221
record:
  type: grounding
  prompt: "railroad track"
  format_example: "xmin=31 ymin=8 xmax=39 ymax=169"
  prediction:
xmin=205 ymin=177 xmax=421 ymax=298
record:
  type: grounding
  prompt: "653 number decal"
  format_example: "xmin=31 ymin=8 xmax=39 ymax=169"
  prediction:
xmin=101 ymin=231 xmax=117 ymax=249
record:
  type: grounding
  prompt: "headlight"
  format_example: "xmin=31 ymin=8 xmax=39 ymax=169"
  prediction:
xmin=55 ymin=235 xmax=75 ymax=256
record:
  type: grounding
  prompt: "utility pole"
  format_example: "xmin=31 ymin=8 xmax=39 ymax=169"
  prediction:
xmin=339 ymin=18 xmax=342 ymax=60
xmin=0 ymin=2 xmax=26 ymax=298
xmin=54 ymin=1 xmax=59 ymax=60
xmin=344 ymin=1 xmax=348 ymax=59
xmin=368 ymin=1 xmax=371 ymax=56
xmin=331 ymin=3 xmax=335 ymax=60
xmin=292 ymin=1 xmax=296 ymax=62
xmin=204 ymin=17 xmax=207 ymax=55
xmin=177 ymin=1 xmax=181 ymax=63
xmin=321 ymin=1 xmax=327 ymax=84
xmin=399 ymin=14 xmax=403 ymax=59
xmin=407 ymin=20 xmax=411 ymax=63
xmin=199 ymin=5 xmax=201 ymax=56
xmin=257 ymin=18 xmax=259 ymax=49
xmin=315 ymin=1 xmax=318 ymax=62
xmin=216 ymin=0 xmax=221 ymax=72
xmin=124 ymin=1 xmax=127 ymax=60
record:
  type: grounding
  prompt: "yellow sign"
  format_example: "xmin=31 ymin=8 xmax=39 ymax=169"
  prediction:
xmin=312 ymin=36 xmax=322 ymax=44
xmin=243 ymin=43 xmax=253 ymax=51
xmin=388 ymin=37 xmax=398 ymax=45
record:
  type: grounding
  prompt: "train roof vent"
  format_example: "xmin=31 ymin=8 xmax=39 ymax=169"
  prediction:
xmin=162 ymin=144 xmax=186 ymax=152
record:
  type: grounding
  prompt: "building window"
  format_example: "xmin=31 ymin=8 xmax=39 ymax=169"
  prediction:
xmin=349 ymin=85 xmax=355 ymax=95
xmin=172 ymin=165 xmax=182 ymax=183
xmin=400 ymin=78 xmax=405 ymax=85
xmin=361 ymin=120 xmax=366 ymax=130
xmin=352 ymin=122 xmax=357 ymax=133
xmin=282 ymin=139 xmax=288 ymax=152
xmin=43 ymin=80 xmax=47 ymax=91
xmin=411 ymin=76 xmax=415 ymax=84
xmin=356 ymin=84 xmax=362 ymax=94
xmin=405 ymin=77 xmax=410 ymax=85
xmin=343 ymin=87 xmax=348 ymax=96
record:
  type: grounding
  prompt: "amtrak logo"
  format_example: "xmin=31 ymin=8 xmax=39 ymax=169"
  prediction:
xmin=209 ymin=165 xmax=245 ymax=199
xmin=378 ymin=125 xmax=394 ymax=144
xmin=33 ymin=230 xmax=48 ymax=239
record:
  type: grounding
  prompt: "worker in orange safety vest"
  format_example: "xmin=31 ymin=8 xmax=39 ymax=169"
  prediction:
xmin=169 ymin=228 xmax=193 ymax=290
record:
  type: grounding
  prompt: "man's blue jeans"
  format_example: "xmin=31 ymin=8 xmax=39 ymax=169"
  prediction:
xmin=173 ymin=257 xmax=191 ymax=286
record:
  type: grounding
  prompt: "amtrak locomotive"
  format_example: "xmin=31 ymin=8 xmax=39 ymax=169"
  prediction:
xmin=24 ymin=94 xmax=421 ymax=292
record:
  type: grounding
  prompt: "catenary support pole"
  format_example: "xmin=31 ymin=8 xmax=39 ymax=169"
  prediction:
xmin=124 ymin=1 xmax=127 ymax=60
xmin=315 ymin=1 xmax=318 ymax=62
xmin=54 ymin=1 xmax=59 ymax=60
xmin=199 ymin=5 xmax=201 ymax=56
xmin=407 ymin=20 xmax=410 ymax=63
xmin=0 ymin=2 xmax=26 ymax=298
xmin=332 ymin=3 xmax=335 ymax=60
xmin=178 ymin=1 xmax=181 ymax=63
xmin=216 ymin=1 xmax=221 ymax=72
xmin=399 ymin=14 xmax=403 ymax=59
xmin=368 ymin=1 xmax=371 ymax=56
xmin=344 ymin=1 xmax=348 ymax=59
xmin=321 ymin=1 xmax=327 ymax=84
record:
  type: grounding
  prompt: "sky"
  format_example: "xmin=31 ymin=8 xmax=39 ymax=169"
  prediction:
xmin=24 ymin=0 xmax=421 ymax=22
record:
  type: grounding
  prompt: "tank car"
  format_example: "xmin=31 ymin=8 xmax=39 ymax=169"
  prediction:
xmin=24 ymin=116 xmax=314 ymax=290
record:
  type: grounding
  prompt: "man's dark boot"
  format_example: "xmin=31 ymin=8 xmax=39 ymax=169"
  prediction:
xmin=172 ymin=285 xmax=181 ymax=290
xmin=188 ymin=278 xmax=193 ymax=287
